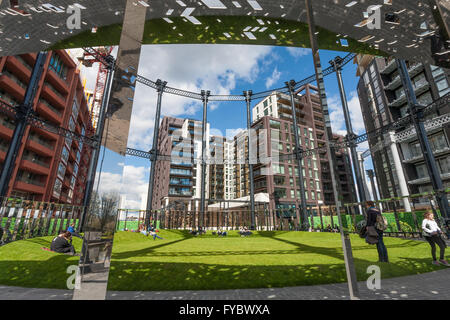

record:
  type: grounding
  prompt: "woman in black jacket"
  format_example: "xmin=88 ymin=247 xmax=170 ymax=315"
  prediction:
xmin=50 ymin=231 xmax=76 ymax=255
xmin=365 ymin=201 xmax=389 ymax=263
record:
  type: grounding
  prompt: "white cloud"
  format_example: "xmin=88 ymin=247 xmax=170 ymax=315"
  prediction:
xmin=127 ymin=44 xmax=274 ymax=150
xmin=286 ymin=47 xmax=311 ymax=59
xmin=265 ymin=68 xmax=282 ymax=89
xmin=96 ymin=165 xmax=149 ymax=209
xmin=225 ymin=127 xmax=246 ymax=140
xmin=328 ymin=91 xmax=366 ymax=137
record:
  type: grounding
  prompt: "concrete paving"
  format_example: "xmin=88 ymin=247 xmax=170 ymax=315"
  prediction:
xmin=1 ymin=268 xmax=449 ymax=300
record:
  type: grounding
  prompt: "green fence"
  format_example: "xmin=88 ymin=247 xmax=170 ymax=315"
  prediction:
xmin=116 ymin=220 xmax=160 ymax=231
xmin=310 ymin=211 xmax=427 ymax=232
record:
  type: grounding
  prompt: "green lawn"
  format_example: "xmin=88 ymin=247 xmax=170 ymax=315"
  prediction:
xmin=0 ymin=231 xmax=446 ymax=291
xmin=51 ymin=16 xmax=385 ymax=57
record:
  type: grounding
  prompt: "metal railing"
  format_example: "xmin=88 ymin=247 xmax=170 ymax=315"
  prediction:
xmin=0 ymin=197 xmax=85 ymax=245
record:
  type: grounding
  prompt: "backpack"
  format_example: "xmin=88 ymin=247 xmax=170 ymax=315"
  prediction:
xmin=375 ymin=213 xmax=388 ymax=231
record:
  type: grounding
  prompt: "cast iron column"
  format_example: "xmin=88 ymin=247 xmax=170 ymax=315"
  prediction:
xmin=330 ymin=57 xmax=367 ymax=209
xmin=145 ymin=79 xmax=167 ymax=228
xmin=80 ymin=57 xmax=115 ymax=231
xmin=305 ymin=0 xmax=359 ymax=300
xmin=366 ymin=169 xmax=379 ymax=202
xmin=199 ymin=90 xmax=210 ymax=230
xmin=396 ymin=59 xmax=450 ymax=235
xmin=245 ymin=90 xmax=256 ymax=230
xmin=286 ymin=80 xmax=309 ymax=230
xmin=0 ymin=52 xmax=48 ymax=198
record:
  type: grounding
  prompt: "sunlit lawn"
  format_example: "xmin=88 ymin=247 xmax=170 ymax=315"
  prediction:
xmin=0 ymin=230 xmax=445 ymax=291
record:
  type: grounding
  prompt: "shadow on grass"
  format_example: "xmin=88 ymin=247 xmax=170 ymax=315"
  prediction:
xmin=105 ymin=256 xmax=445 ymax=291
xmin=0 ymin=254 xmax=79 ymax=289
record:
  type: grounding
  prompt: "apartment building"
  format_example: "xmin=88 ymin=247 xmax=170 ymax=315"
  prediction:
xmin=250 ymin=84 xmax=356 ymax=211
xmin=0 ymin=50 xmax=94 ymax=205
xmin=355 ymin=55 xmax=450 ymax=207
xmin=152 ymin=116 xmax=211 ymax=210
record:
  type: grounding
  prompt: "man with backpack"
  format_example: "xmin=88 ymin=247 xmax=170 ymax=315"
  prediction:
xmin=365 ymin=201 xmax=389 ymax=263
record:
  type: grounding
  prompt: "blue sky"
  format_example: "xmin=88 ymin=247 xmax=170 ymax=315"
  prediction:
xmin=86 ymin=45 xmax=377 ymax=209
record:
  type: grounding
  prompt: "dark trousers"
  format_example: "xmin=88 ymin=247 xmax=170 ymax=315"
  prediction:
xmin=425 ymin=235 xmax=446 ymax=261
xmin=376 ymin=230 xmax=389 ymax=262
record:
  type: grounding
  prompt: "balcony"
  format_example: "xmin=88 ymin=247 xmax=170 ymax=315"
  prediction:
xmin=380 ymin=59 xmax=397 ymax=75
xmin=0 ymin=120 xmax=14 ymax=139
xmin=6 ymin=56 xmax=32 ymax=81
xmin=0 ymin=74 xmax=26 ymax=100
xmin=46 ymin=68 xmax=69 ymax=94
xmin=388 ymin=80 xmax=429 ymax=108
xmin=20 ymin=158 xmax=50 ymax=176
xmin=409 ymin=172 xmax=450 ymax=185
xmin=403 ymin=146 xmax=450 ymax=164
xmin=27 ymin=133 xmax=54 ymax=152
xmin=42 ymin=84 xmax=66 ymax=108
xmin=14 ymin=180 xmax=45 ymax=194
xmin=36 ymin=100 xmax=63 ymax=125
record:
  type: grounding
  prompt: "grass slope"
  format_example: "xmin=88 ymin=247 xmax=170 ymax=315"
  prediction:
xmin=0 ymin=230 xmax=445 ymax=291
xmin=51 ymin=16 xmax=384 ymax=57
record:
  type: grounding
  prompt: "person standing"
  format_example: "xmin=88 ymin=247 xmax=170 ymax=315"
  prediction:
xmin=422 ymin=211 xmax=449 ymax=266
xmin=365 ymin=201 xmax=389 ymax=263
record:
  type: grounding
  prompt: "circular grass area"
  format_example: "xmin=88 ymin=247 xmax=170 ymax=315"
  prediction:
xmin=0 ymin=230 xmax=446 ymax=291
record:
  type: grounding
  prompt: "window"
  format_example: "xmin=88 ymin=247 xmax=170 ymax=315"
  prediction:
xmin=270 ymin=120 xmax=281 ymax=130
xmin=415 ymin=164 xmax=427 ymax=179
xmin=53 ymin=178 xmax=62 ymax=197
xmin=73 ymin=163 xmax=79 ymax=176
xmin=61 ymin=147 xmax=69 ymax=164
xmin=272 ymin=164 xmax=285 ymax=174
xmin=274 ymin=176 xmax=286 ymax=186
xmin=430 ymin=133 xmax=448 ymax=151
xmin=274 ymin=188 xmax=287 ymax=199
xmin=57 ymin=162 xmax=66 ymax=179
xmin=290 ymin=190 xmax=295 ymax=198
xmin=49 ymin=53 xmax=68 ymax=80
xmin=436 ymin=78 xmax=449 ymax=97
xmin=438 ymin=157 xmax=450 ymax=174
xmin=72 ymin=100 xmax=79 ymax=120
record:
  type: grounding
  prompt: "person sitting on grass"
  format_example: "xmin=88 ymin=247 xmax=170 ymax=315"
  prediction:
xmin=218 ymin=228 xmax=227 ymax=237
xmin=67 ymin=223 xmax=83 ymax=240
xmin=149 ymin=229 xmax=163 ymax=240
xmin=50 ymin=231 xmax=77 ymax=255
xmin=139 ymin=224 xmax=148 ymax=236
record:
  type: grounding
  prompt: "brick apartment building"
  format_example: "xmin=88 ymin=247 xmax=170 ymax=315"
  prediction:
xmin=0 ymin=50 xmax=94 ymax=205
xmin=250 ymin=84 xmax=356 ymax=211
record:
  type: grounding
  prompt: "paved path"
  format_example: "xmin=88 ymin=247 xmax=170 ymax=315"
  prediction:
xmin=1 ymin=268 xmax=449 ymax=300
